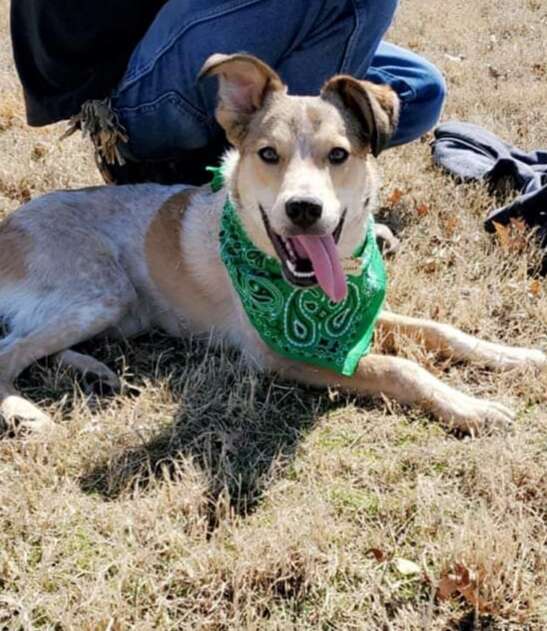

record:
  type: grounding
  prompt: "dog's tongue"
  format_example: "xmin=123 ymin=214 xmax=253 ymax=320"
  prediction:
xmin=292 ymin=235 xmax=347 ymax=302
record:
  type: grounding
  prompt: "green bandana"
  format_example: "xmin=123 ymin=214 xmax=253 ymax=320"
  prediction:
xmin=209 ymin=166 xmax=387 ymax=376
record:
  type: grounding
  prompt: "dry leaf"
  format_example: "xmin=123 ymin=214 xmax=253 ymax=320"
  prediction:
xmin=387 ymin=188 xmax=405 ymax=206
xmin=493 ymin=220 xmax=528 ymax=254
xmin=493 ymin=221 xmax=511 ymax=250
xmin=532 ymin=62 xmax=545 ymax=78
xmin=423 ymin=257 xmax=438 ymax=274
xmin=510 ymin=217 xmax=527 ymax=234
xmin=438 ymin=574 xmax=459 ymax=600
xmin=366 ymin=548 xmax=386 ymax=563
xmin=529 ymin=279 xmax=542 ymax=297
xmin=437 ymin=563 xmax=491 ymax=613
xmin=442 ymin=215 xmax=460 ymax=238
xmin=394 ymin=558 xmax=421 ymax=576
xmin=416 ymin=203 xmax=430 ymax=217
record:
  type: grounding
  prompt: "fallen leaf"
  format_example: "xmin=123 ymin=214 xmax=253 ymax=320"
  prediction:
xmin=387 ymin=188 xmax=405 ymax=206
xmin=532 ymin=62 xmax=545 ymax=78
xmin=394 ymin=558 xmax=421 ymax=576
xmin=366 ymin=548 xmax=386 ymax=563
xmin=31 ymin=143 xmax=48 ymax=161
xmin=437 ymin=563 xmax=492 ymax=613
xmin=416 ymin=203 xmax=430 ymax=217
xmin=529 ymin=279 xmax=542 ymax=297
xmin=493 ymin=221 xmax=510 ymax=250
xmin=441 ymin=215 xmax=460 ymax=238
xmin=510 ymin=217 xmax=527 ymax=233
xmin=423 ymin=257 xmax=438 ymax=274
xmin=493 ymin=220 xmax=529 ymax=254
xmin=438 ymin=574 xmax=459 ymax=600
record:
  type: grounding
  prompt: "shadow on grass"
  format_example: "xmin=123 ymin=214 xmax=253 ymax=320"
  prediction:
xmin=56 ymin=331 xmax=358 ymax=525
xmin=456 ymin=611 xmax=496 ymax=631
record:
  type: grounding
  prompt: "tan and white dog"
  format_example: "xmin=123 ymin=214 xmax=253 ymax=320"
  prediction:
xmin=0 ymin=54 xmax=544 ymax=434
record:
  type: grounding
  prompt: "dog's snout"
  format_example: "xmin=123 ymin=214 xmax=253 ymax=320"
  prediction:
xmin=285 ymin=198 xmax=323 ymax=229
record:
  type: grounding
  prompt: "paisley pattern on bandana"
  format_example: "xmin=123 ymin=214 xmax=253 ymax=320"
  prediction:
xmin=209 ymin=166 xmax=387 ymax=376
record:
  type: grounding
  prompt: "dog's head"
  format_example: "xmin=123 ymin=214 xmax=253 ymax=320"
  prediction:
xmin=200 ymin=53 xmax=399 ymax=302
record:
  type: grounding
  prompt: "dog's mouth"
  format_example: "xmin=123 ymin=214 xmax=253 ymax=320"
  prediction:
xmin=260 ymin=206 xmax=348 ymax=303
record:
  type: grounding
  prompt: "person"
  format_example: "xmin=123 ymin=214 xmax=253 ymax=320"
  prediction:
xmin=10 ymin=0 xmax=446 ymax=185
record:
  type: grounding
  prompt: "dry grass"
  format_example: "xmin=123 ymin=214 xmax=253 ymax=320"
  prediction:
xmin=1 ymin=0 xmax=546 ymax=628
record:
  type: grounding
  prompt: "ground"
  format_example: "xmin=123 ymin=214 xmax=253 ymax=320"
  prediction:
xmin=0 ymin=1 xmax=546 ymax=629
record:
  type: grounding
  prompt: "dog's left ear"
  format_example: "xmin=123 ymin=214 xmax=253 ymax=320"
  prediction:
xmin=321 ymin=76 xmax=400 ymax=157
xmin=199 ymin=53 xmax=285 ymax=144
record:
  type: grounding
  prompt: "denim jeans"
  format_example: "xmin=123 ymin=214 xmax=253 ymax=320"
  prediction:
xmin=111 ymin=0 xmax=446 ymax=161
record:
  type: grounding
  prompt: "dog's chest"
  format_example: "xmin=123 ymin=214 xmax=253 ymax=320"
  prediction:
xmin=143 ymin=189 xmax=236 ymax=335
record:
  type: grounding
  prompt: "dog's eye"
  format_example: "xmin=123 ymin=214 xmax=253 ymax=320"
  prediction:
xmin=328 ymin=147 xmax=349 ymax=165
xmin=258 ymin=147 xmax=280 ymax=164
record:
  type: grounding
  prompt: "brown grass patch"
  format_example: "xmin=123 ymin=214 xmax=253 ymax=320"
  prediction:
xmin=0 ymin=92 xmax=23 ymax=132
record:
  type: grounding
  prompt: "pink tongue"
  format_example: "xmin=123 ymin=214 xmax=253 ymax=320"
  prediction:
xmin=292 ymin=235 xmax=347 ymax=303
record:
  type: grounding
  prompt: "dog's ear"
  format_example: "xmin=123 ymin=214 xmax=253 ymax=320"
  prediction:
xmin=321 ymin=76 xmax=399 ymax=157
xmin=199 ymin=53 xmax=285 ymax=144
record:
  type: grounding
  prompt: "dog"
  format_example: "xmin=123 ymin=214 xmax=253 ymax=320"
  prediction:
xmin=0 ymin=53 xmax=544 ymax=435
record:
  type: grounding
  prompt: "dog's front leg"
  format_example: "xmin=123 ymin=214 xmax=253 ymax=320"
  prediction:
xmin=280 ymin=354 xmax=515 ymax=433
xmin=0 ymin=382 xmax=54 ymax=434
xmin=376 ymin=311 xmax=546 ymax=371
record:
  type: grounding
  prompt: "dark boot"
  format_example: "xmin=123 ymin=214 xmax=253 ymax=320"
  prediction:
xmin=97 ymin=141 xmax=230 ymax=186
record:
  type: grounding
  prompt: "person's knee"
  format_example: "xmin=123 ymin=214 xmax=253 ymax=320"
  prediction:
xmin=422 ymin=59 xmax=447 ymax=116
xmin=417 ymin=60 xmax=447 ymax=138
xmin=392 ymin=57 xmax=447 ymax=145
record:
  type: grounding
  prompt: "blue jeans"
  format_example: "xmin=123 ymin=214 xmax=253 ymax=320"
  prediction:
xmin=111 ymin=0 xmax=446 ymax=161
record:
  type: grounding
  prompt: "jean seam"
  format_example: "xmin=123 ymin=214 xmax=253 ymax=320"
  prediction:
xmin=118 ymin=0 xmax=264 ymax=92
xmin=339 ymin=0 xmax=362 ymax=75
xmin=114 ymin=90 xmax=210 ymax=124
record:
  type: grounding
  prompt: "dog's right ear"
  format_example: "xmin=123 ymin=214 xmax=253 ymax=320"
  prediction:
xmin=321 ymin=76 xmax=400 ymax=157
xmin=199 ymin=53 xmax=285 ymax=144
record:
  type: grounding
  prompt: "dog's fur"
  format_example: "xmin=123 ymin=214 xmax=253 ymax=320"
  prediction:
xmin=0 ymin=54 xmax=544 ymax=434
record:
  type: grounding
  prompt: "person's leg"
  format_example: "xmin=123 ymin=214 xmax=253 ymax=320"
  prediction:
xmin=106 ymin=0 xmax=399 ymax=183
xmin=365 ymin=41 xmax=447 ymax=146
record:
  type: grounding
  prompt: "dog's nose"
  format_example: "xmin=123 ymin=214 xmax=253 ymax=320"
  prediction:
xmin=285 ymin=198 xmax=323 ymax=229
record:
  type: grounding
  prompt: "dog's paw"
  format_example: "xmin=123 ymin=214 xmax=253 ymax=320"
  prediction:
xmin=374 ymin=223 xmax=400 ymax=255
xmin=485 ymin=345 xmax=547 ymax=371
xmin=82 ymin=370 xmax=121 ymax=397
xmin=55 ymin=350 xmax=121 ymax=396
xmin=0 ymin=395 xmax=55 ymax=434
xmin=521 ymin=348 xmax=547 ymax=370
xmin=438 ymin=393 xmax=515 ymax=434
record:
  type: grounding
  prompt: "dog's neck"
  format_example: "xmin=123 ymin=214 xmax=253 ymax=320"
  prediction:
xmin=220 ymin=148 xmax=240 ymax=186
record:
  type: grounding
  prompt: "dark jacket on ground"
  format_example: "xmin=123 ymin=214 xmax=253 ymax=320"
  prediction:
xmin=432 ymin=121 xmax=547 ymax=274
xmin=10 ymin=0 xmax=165 ymax=126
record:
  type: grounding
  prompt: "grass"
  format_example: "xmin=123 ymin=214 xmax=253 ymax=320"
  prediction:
xmin=1 ymin=0 xmax=546 ymax=628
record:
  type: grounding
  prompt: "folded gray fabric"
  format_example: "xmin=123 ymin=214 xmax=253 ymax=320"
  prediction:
xmin=432 ymin=121 xmax=547 ymax=274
